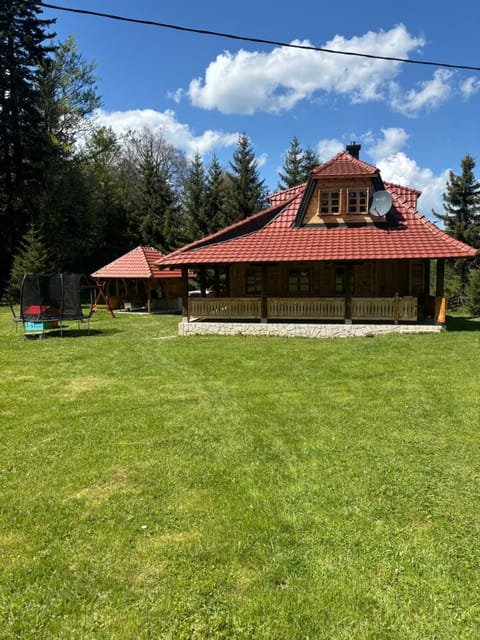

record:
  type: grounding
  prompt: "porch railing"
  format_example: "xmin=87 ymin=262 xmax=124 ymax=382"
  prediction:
xmin=268 ymin=297 xmax=345 ymax=319
xmin=188 ymin=296 xmax=417 ymax=322
xmin=189 ymin=297 xmax=261 ymax=319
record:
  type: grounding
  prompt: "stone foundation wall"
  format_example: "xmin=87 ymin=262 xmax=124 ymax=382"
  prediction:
xmin=178 ymin=321 xmax=442 ymax=339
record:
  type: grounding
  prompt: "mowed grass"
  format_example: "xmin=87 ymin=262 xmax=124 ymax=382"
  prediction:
xmin=1 ymin=308 xmax=480 ymax=639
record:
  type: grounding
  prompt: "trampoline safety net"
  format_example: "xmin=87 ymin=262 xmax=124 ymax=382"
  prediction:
xmin=13 ymin=273 xmax=94 ymax=334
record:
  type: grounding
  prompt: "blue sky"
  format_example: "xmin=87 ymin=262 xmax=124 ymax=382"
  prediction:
xmin=42 ymin=0 xmax=480 ymax=219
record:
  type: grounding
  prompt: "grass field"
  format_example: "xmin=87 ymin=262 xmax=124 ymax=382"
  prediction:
xmin=1 ymin=307 xmax=480 ymax=639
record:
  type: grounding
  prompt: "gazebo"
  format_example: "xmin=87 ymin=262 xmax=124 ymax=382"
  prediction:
xmin=91 ymin=246 xmax=184 ymax=313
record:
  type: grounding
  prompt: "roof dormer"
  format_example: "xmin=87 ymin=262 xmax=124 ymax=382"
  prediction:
xmin=294 ymin=145 xmax=387 ymax=226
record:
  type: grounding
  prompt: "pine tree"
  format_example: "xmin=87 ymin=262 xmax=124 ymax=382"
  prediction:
xmin=6 ymin=223 xmax=51 ymax=301
xmin=278 ymin=136 xmax=304 ymax=190
xmin=227 ymin=134 xmax=267 ymax=224
xmin=183 ymin=153 xmax=207 ymax=242
xmin=0 ymin=0 xmax=55 ymax=287
xmin=434 ymin=154 xmax=480 ymax=294
xmin=204 ymin=155 xmax=228 ymax=234
xmin=301 ymin=145 xmax=320 ymax=178
xmin=135 ymin=150 xmax=180 ymax=252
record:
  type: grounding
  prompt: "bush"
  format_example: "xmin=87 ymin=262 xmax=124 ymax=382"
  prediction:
xmin=465 ymin=267 xmax=480 ymax=315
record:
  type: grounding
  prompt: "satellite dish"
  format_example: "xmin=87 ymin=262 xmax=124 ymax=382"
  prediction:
xmin=369 ymin=190 xmax=393 ymax=216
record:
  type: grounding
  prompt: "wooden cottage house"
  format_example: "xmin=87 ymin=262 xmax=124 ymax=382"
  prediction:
xmin=156 ymin=144 xmax=477 ymax=336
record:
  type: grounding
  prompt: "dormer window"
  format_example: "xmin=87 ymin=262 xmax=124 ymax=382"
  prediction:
xmin=347 ymin=188 xmax=369 ymax=214
xmin=320 ymin=191 xmax=340 ymax=214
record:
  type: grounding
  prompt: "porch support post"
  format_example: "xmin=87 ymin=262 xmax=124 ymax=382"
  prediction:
xmin=423 ymin=259 xmax=431 ymax=319
xmin=199 ymin=266 xmax=207 ymax=296
xmin=261 ymin=264 xmax=268 ymax=323
xmin=435 ymin=259 xmax=446 ymax=324
xmin=225 ymin=265 xmax=230 ymax=297
xmin=344 ymin=263 xmax=353 ymax=324
xmin=147 ymin=279 xmax=151 ymax=314
xmin=181 ymin=266 xmax=189 ymax=321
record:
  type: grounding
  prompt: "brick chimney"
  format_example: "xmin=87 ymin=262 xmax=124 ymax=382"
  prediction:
xmin=346 ymin=141 xmax=361 ymax=159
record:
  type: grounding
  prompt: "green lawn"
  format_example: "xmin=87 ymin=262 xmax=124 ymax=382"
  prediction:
xmin=1 ymin=308 xmax=480 ymax=639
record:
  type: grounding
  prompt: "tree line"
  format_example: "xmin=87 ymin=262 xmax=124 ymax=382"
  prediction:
xmin=2 ymin=1 xmax=480 ymax=312
xmin=0 ymin=1 xmax=321 ymax=296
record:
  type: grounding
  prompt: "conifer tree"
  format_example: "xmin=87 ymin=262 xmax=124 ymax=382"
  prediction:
xmin=183 ymin=153 xmax=207 ymax=242
xmin=204 ymin=155 xmax=228 ymax=234
xmin=0 ymin=0 xmax=55 ymax=287
xmin=301 ymin=145 xmax=321 ymax=178
xmin=6 ymin=224 xmax=51 ymax=301
xmin=227 ymin=134 xmax=267 ymax=224
xmin=278 ymin=136 xmax=304 ymax=190
xmin=434 ymin=154 xmax=480 ymax=294
xmin=135 ymin=150 xmax=180 ymax=252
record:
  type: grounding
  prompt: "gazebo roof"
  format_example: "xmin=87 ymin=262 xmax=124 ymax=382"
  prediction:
xmin=91 ymin=246 xmax=183 ymax=280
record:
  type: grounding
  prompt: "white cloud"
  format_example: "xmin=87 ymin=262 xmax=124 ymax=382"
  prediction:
xmin=316 ymin=138 xmax=344 ymax=161
xmin=366 ymin=128 xmax=448 ymax=217
xmin=375 ymin=152 xmax=448 ymax=217
xmin=461 ymin=76 xmax=480 ymax=100
xmin=186 ymin=25 xmax=425 ymax=114
xmin=391 ymin=69 xmax=453 ymax=116
xmin=367 ymin=127 xmax=409 ymax=158
xmin=257 ymin=152 xmax=268 ymax=168
xmin=94 ymin=108 xmax=238 ymax=157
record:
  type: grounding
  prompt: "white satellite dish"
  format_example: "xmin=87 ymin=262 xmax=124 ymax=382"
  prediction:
xmin=369 ymin=190 xmax=393 ymax=216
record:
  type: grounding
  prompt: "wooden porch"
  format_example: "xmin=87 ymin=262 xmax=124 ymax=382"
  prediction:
xmin=187 ymin=295 xmax=420 ymax=323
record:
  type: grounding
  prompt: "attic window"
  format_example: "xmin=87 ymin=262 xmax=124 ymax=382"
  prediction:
xmin=320 ymin=190 xmax=340 ymax=215
xmin=347 ymin=188 xmax=369 ymax=214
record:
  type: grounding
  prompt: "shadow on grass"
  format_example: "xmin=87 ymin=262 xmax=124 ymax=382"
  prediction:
xmin=23 ymin=328 xmax=121 ymax=339
xmin=445 ymin=314 xmax=480 ymax=331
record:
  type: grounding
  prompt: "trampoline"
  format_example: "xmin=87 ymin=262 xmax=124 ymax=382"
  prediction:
xmin=10 ymin=273 xmax=95 ymax=337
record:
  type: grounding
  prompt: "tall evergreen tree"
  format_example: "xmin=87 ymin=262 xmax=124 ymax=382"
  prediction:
xmin=227 ymin=134 xmax=267 ymax=224
xmin=37 ymin=34 xmax=100 ymax=157
xmin=278 ymin=136 xmax=304 ymax=190
xmin=0 ymin=0 xmax=55 ymax=287
xmin=183 ymin=153 xmax=207 ymax=242
xmin=82 ymin=126 xmax=130 ymax=271
xmin=434 ymin=154 xmax=480 ymax=293
xmin=301 ymin=145 xmax=321 ymax=178
xmin=34 ymin=35 xmax=103 ymax=274
xmin=204 ymin=154 xmax=228 ymax=234
xmin=133 ymin=149 xmax=180 ymax=252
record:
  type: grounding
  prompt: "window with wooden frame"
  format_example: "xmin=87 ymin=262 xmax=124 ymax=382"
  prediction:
xmin=245 ymin=266 xmax=262 ymax=294
xmin=347 ymin=187 xmax=369 ymax=214
xmin=320 ymin=190 xmax=341 ymax=215
xmin=287 ymin=268 xmax=311 ymax=293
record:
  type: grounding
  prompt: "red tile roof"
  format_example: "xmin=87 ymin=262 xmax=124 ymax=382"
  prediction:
xmin=310 ymin=151 xmax=379 ymax=177
xmin=91 ymin=246 xmax=183 ymax=279
xmin=156 ymin=154 xmax=477 ymax=268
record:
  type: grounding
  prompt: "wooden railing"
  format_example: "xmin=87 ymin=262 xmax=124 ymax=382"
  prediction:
xmin=188 ymin=296 xmax=417 ymax=322
xmin=268 ymin=297 xmax=345 ymax=319
xmin=352 ymin=296 xmax=417 ymax=321
xmin=397 ymin=296 xmax=418 ymax=321
xmin=189 ymin=297 xmax=261 ymax=319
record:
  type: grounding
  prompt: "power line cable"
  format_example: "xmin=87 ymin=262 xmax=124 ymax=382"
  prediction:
xmin=37 ymin=1 xmax=480 ymax=73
